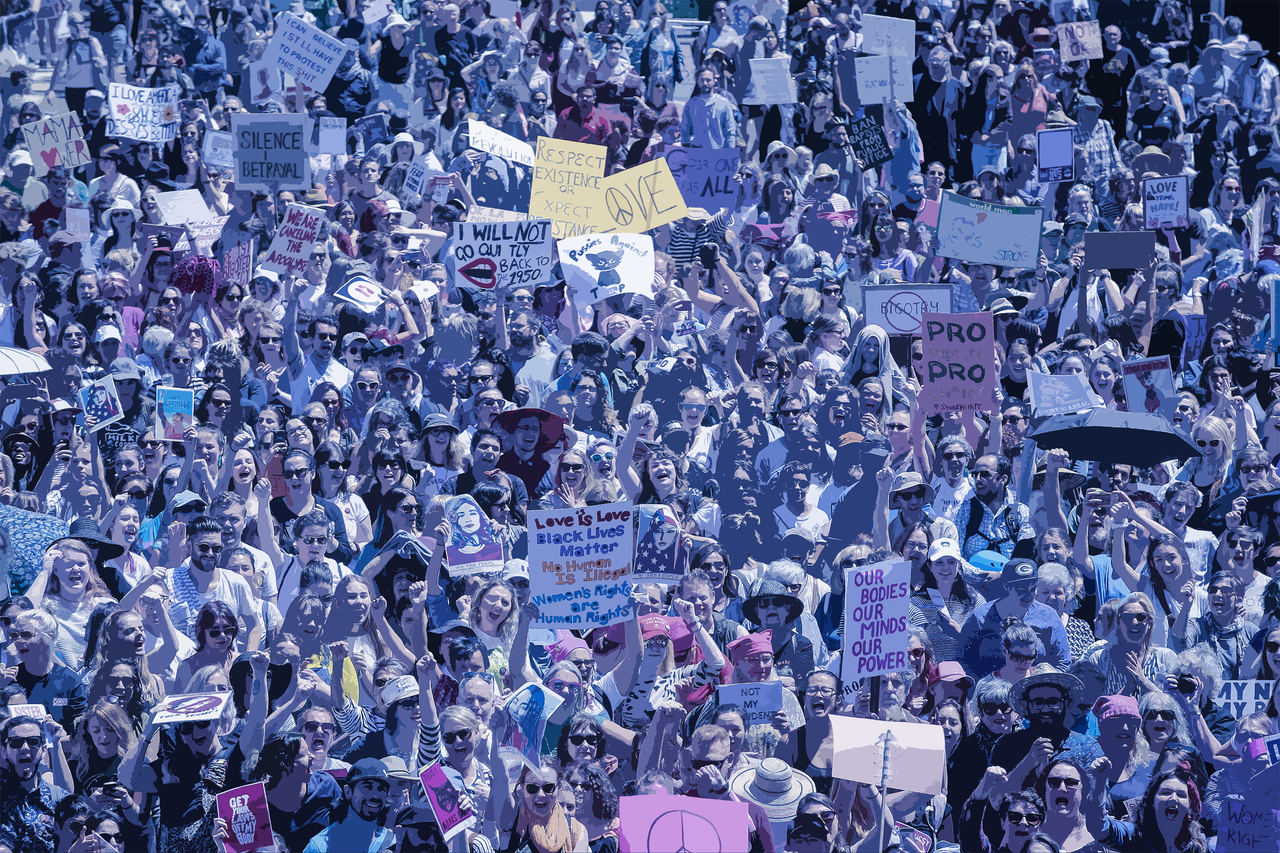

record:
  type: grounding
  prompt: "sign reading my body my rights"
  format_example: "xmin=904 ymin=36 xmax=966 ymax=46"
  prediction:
xmin=231 ymin=113 xmax=308 ymax=190
xmin=453 ymin=219 xmax=552 ymax=290
xmin=921 ymin=312 xmax=997 ymax=414
xmin=840 ymin=559 xmax=911 ymax=686
xmin=528 ymin=501 xmax=635 ymax=629
xmin=107 ymin=83 xmax=178 ymax=142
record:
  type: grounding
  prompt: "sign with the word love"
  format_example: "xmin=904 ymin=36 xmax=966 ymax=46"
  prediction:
xmin=107 ymin=83 xmax=179 ymax=142
xmin=528 ymin=501 xmax=636 ymax=629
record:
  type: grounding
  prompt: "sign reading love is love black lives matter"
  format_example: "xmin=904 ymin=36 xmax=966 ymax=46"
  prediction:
xmin=230 ymin=113 xmax=308 ymax=191
xmin=527 ymin=502 xmax=635 ymax=629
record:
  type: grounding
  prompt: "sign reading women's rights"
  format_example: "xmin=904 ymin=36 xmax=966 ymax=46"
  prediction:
xmin=20 ymin=112 xmax=91 ymax=176
xmin=920 ymin=312 xmax=997 ymax=414
xmin=666 ymin=147 xmax=739 ymax=210
xmin=528 ymin=501 xmax=635 ymax=629
xmin=230 ymin=113 xmax=308 ymax=190
xmin=936 ymin=192 xmax=1045 ymax=267
xmin=262 ymin=12 xmax=348 ymax=92
xmin=107 ymin=83 xmax=178 ymax=142
xmin=452 ymin=219 xmax=553 ymax=290
xmin=558 ymin=233 xmax=655 ymax=316
xmin=1143 ymin=174 xmax=1189 ymax=228
xmin=840 ymin=559 xmax=911 ymax=684
xmin=216 ymin=783 xmax=274 ymax=853
xmin=261 ymin=203 xmax=326 ymax=275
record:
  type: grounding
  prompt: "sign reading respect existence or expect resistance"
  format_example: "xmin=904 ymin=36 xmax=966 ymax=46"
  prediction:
xmin=920 ymin=311 xmax=997 ymax=414
xmin=230 ymin=113 xmax=308 ymax=190
xmin=528 ymin=502 xmax=635 ymax=629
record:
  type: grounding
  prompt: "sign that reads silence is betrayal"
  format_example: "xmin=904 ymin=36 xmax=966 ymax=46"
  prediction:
xmin=261 ymin=204 xmax=326 ymax=275
xmin=453 ymin=219 xmax=552 ymax=290
xmin=231 ymin=113 xmax=308 ymax=190
xmin=920 ymin=312 xmax=997 ymax=414
xmin=528 ymin=501 xmax=635 ymax=629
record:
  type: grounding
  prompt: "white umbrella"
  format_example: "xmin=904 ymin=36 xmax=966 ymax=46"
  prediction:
xmin=0 ymin=347 xmax=51 ymax=375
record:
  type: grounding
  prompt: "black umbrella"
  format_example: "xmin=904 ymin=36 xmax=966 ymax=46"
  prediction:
xmin=1030 ymin=408 xmax=1202 ymax=468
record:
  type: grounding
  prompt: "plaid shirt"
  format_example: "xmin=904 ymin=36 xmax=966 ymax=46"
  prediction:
xmin=953 ymin=492 xmax=1035 ymax=561
xmin=1073 ymin=118 xmax=1123 ymax=185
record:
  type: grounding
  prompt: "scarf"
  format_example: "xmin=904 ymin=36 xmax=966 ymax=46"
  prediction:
xmin=518 ymin=803 xmax=576 ymax=853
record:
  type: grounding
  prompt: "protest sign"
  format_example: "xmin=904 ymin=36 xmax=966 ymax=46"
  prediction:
xmin=1265 ymin=733 xmax=1280 ymax=766
xmin=203 ymin=130 xmax=234 ymax=169
xmin=830 ymin=715 xmax=946 ymax=795
xmin=1027 ymin=370 xmax=1099 ymax=417
xmin=1184 ymin=314 xmax=1207 ymax=365
xmin=261 ymin=203 xmax=325 ymax=276
xmin=1143 ymin=175 xmax=1189 ymax=229
xmin=317 ymin=115 xmax=346 ymax=154
xmin=80 ymin=377 xmax=123 ymax=432
xmin=632 ymin=505 xmax=684 ymax=582
xmin=156 ymin=387 xmax=195 ymax=441
xmin=223 ymin=238 xmax=255 ymax=289
xmin=744 ymin=57 xmax=796 ymax=105
xmin=230 ymin=113 xmax=308 ymax=191
xmin=248 ymin=60 xmax=280 ymax=104
xmin=855 ymin=54 xmax=892 ymax=103
xmin=936 ymin=192 xmax=1045 ymax=267
xmin=847 ymin=114 xmax=894 ymax=169
xmin=1217 ymin=680 xmax=1273 ymax=718
xmin=859 ymin=14 xmax=914 ymax=102
xmin=467 ymin=118 xmax=534 ymax=167
xmin=840 ymin=558 xmax=911 ymax=684
xmin=920 ymin=312 xmax=997 ymax=414
xmin=20 ymin=112 xmax=91 ymax=176
xmin=65 ymin=207 xmax=90 ymax=242
xmin=501 ymin=683 xmax=564 ymax=770
xmin=216 ymin=783 xmax=273 ymax=853
xmin=716 ymin=682 xmax=803 ymax=729
xmin=444 ymin=495 xmax=505 ymax=575
xmin=332 ymin=277 xmax=386 ymax=313
xmin=1036 ymin=127 xmax=1074 ymax=183
xmin=666 ymin=147 xmax=739 ymax=210
xmin=619 ymin=795 xmax=749 ymax=853
xmin=596 ymin=158 xmax=689 ymax=233
xmin=531 ymin=137 xmax=607 ymax=238
xmin=154 ymin=190 xmax=212 ymax=226
xmin=107 ymin=83 xmax=178 ymax=142
xmin=354 ymin=113 xmax=391 ymax=146
xmin=468 ymin=205 xmax=530 ymax=223
xmin=1083 ymin=230 xmax=1156 ymax=272
xmin=262 ymin=12 xmax=347 ymax=92
xmin=1219 ymin=795 xmax=1277 ymax=853
xmin=528 ymin=501 xmax=635 ymax=629
xmin=558 ymin=233 xmax=655 ymax=316
xmin=452 ymin=219 xmax=553 ymax=290
xmin=9 ymin=703 xmax=45 ymax=720
xmin=185 ymin=216 xmax=229 ymax=256
xmin=863 ymin=284 xmax=952 ymax=336
xmin=1121 ymin=355 xmax=1175 ymax=416
xmin=151 ymin=692 xmax=232 ymax=725
xmin=419 ymin=763 xmax=474 ymax=842
xmin=1056 ymin=20 xmax=1103 ymax=61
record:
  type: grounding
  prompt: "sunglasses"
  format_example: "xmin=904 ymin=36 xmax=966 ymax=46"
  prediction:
xmin=1143 ymin=709 xmax=1177 ymax=721
xmin=1046 ymin=776 xmax=1080 ymax=790
xmin=302 ymin=535 xmax=329 ymax=546
xmin=1265 ymin=640 xmax=1280 ymax=653
xmin=259 ymin=336 xmax=281 ymax=345
xmin=1240 ymin=464 xmax=1269 ymax=474
xmin=690 ymin=757 xmax=727 ymax=770
xmin=568 ymin=733 xmax=600 ymax=746
xmin=1007 ymin=650 xmax=1037 ymax=663
xmin=897 ymin=487 xmax=927 ymax=500
xmin=196 ymin=543 xmax=224 ymax=554
xmin=126 ymin=489 xmax=149 ymax=499
xmin=282 ymin=469 xmax=310 ymax=479
xmin=6 ymin=736 xmax=41 ymax=748
xmin=301 ymin=721 xmax=335 ymax=733
xmin=980 ymin=702 xmax=1013 ymax=715
xmin=177 ymin=720 xmax=213 ymax=735
xmin=205 ymin=626 xmax=235 ymax=638
xmin=591 ymin=452 xmax=615 ymax=462
xmin=442 ymin=729 xmax=472 ymax=744
xmin=525 ymin=783 xmax=557 ymax=794
xmin=1006 ymin=813 xmax=1042 ymax=826
xmin=1195 ymin=438 xmax=1221 ymax=448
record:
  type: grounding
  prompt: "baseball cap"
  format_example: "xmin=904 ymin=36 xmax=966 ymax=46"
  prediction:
xmin=94 ymin=325 xmax=122 ymax=343
xmin=172 ymin=490 xmax=208 ymax=511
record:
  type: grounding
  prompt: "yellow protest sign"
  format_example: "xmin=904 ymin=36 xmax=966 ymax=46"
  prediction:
xmin=530 ymin=137 xmax=607 ymax=238
xmin=596 ymin=158 xmax=689 ymax=233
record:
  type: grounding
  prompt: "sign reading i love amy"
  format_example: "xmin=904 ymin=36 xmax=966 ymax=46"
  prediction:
xmin=20 ymin=113 xmax=93 ymax=176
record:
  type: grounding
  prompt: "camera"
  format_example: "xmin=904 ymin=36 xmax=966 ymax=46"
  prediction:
xmin=1177 ymin=675 xmax=1196 ymax=695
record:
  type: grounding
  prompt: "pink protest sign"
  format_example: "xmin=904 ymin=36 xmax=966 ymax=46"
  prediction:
xmin=418 ymin=763 xmax=474 ymax=841
xmin=920 ymin=312 xmax=996 ymax=414
xmin=216 ymin=782 xmax=273 ymax=853
xmin=618 ymin=795 xmax=749 ymax=852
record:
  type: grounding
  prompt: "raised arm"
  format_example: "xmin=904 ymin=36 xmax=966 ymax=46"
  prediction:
xmin=872 ymin=467 xmax=893 ymax=551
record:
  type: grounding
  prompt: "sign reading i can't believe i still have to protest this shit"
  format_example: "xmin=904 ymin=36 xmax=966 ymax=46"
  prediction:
xmin=528 ymin=501 xmax=634 ymax=629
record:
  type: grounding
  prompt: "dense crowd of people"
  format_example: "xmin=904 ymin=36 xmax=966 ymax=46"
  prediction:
xmin=0 ymin=0 xmax=1276 ymax=851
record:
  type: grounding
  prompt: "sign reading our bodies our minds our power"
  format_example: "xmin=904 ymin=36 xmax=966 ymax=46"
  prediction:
xmin=840 ymin=558 xmax=911 ymax=694
xmin=528 ymin=501 xmax=635 ymax=629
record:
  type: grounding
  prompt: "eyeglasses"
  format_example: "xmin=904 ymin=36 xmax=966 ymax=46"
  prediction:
xmin=126 ymin=489 xmax=149 ymax=499
xmin=525 ymin=783 xmax=557 ymax=794
xmin=170 ymin=356 xmax=192 ymax=366
xmin=742 ymin=654 xmax=773 ymax=665
xmin=1002 ymin=414 xmax=1026 ymax=424
xmin=301 ymin=721 xmax=335 ymax=733
xmin=12 ymin=631 xmax=35 ymax=640
xmin=679 ymin=403 xmax=707 ymax=413
xmin=690 ymin=756 xmax=728 ymax=770
xmin=196 ymin=543 xmax=224 ymax=554
xmin=397 ymin=503 xmax=423 ymax=514
xmin=1143 ymin=709 xmax=1177 ymax=721
xmin=356 ymin=381 xmax=380 ymax=391
xmin=1028 ymin=697 xmax=1064 ymax=710
xmin=211 ymin=399 xmax=232 ymax=409
xmin=1240 ymin=464 xmax=1269 ymax=474
xmin=560 ymin=463 xmax=584 ymax=472
xmin=282 ymin=469 xmax=310 ymax=479
xmin=897 ymin=487 xmax=927 ymax=500
xmin=442 ymin=729 xmax=473 ymax=744
xmin=377 ymin=461 xmax=403 ymax=471
xmin=591 ymin=452 xmax=615 ymax=462
xmin=643 ymin=638 xmax=669 ymax=651
xmin=1226 ymin=535 xmax=1255 ymax=549
xmin=205 ymin=626 xmax=235 ymax=638
xmin=779 ymin=409 xmax=804 ymax=418
xmin=980 ymin=702 xmax=1013 ymax=715
xmin=302 ymin=535 xmax=329 ymax=546
xmin=159 ymin=296 xmax=181 ymax=306
xmin=804 ymin=685 xmax=836 ymax=696
xmin=568 ymin=733 xmax=600 ymax=745
xmin=316 ymin=332 xmax=338 ymax=341
xmin=1006 ymin=813 xmax=1042 ymax=826
xmin=1046 ymin=776 xmax=1080 ymax=790
xmin=458 ymin=671 xmax=497 ymax=686
xmin=941 ymin=451 xmax=968 ymax=461
xmin=6 ymin=736 xmax=41 ymax=749
xmin=1007 ymin=650 xmax=1037 ymax=663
